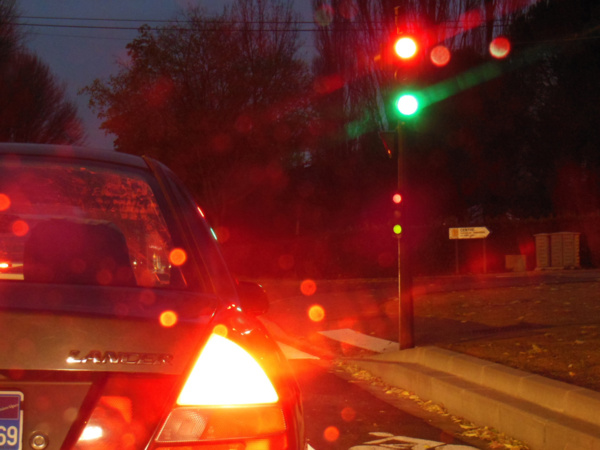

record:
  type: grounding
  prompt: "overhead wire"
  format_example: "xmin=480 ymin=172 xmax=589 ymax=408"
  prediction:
xmin=15 ymin=14 xmax=600 ymax=44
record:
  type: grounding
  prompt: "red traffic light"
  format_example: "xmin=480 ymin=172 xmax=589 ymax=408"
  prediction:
xmin=394 ymin=36 xmax=418 ymax=60
xmin=393 ymin=193 xmax=403 ymax=204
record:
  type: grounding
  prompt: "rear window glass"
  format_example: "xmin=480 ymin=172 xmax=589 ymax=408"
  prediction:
xmin=0 ymin=157 xmax=184 ymax=288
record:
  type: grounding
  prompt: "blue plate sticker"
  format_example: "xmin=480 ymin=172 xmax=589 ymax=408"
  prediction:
xmin=0 ymin=392 xmax=23 ymax=450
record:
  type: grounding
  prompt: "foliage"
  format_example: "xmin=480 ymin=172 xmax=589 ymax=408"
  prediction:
xmin=0 ymin=0 xmax=84 ymax=145
xmin=82 ymin=0 xmax=312 ymax=226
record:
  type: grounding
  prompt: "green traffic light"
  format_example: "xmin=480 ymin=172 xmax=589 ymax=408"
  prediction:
xmin=393 ymin=224 xmax=403 ymax=235
xmin=396 ymin=94 xmax=419 ymax=116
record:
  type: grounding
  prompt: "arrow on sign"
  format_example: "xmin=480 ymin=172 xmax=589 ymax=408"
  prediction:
xmin=449 ymin=227 xmax=490 ymax=240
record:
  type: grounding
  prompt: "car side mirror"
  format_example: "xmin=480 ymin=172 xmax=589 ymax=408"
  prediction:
xmin=237 ymin=281 xmax=269 ymax=316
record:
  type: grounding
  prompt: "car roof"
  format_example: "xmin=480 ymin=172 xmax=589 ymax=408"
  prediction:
xmin=0 ymin=142 xmax=149 ymax=169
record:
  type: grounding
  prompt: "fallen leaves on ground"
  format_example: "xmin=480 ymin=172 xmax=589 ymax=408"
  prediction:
xmin=334 ymin=361 xmax=530 ymax=450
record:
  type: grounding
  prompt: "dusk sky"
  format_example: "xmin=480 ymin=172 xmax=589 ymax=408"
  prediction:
xmin=17 ymin=0 xmax=315 ymax=149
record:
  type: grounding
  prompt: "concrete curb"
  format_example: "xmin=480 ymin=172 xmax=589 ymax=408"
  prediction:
xmin=346 ymin=346 xmax=600 ymax=450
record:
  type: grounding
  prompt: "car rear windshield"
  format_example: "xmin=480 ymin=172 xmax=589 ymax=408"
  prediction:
xmin=0 ymin=157 xmax=185 ymax=289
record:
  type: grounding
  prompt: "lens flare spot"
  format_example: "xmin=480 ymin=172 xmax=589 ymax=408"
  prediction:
xmin=430 ymin=45 xmax=451 ymax=67
xmin=314 ymin=4 xmax=334 ymax=27
xmin=215 ymin=226 xmax=230 ymax=243
xmin=169 ymin=248 xmax=187 ymax=266
xmin=213 ymin=324 xmax=228 ymax=337
xmin=323 ymin=426 xmax=340 ymax=442
xmin=300 ymin=279 xmax=317 ymax=296
xmin=12 ymin=220 xmax=29 ymax=237
xmin=341 ymin=406 xmax=356 ymax=422
xmin=0 ymin=194 xmax=10 ymax=211
xmin=308 ymin=304 xmax=325 ymax=322
xmin=159 ymin=310 xmax=178 ymax=327
xmin=278 ymin=254 xmax=295 ymax=270
xmin=490 ymin=36 xmax=511 ymax=59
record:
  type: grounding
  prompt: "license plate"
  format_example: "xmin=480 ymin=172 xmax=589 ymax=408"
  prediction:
xmin=0 ymin=392 xmax=23 ymax=450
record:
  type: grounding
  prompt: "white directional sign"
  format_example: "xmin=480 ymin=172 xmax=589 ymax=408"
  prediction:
xmin=449 ymin=227 xmax=490 ymax=240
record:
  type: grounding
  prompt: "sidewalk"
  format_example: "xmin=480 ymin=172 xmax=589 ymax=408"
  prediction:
xmin=347 ymin=346 xmax=600 ymax=450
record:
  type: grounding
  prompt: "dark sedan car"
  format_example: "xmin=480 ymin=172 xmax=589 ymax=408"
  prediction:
xmin=0 ymin=143 xmax=305 ymax=450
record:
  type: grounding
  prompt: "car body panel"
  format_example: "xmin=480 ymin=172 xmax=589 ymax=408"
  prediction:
xmin=0 ymin=143 xmax=305 ymax=449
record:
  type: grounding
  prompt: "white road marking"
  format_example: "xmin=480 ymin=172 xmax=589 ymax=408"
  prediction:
xmin=318 ymin=328 xmax=399 ymax=353
xmin=277 ymin=342 xmax=320 ymax=360
xmin=350 ymin=432 xmax=480 ymax=449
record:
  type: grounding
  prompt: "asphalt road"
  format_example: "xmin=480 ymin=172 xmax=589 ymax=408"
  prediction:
xmin=289 ymin=358 xmax=484 ymax=449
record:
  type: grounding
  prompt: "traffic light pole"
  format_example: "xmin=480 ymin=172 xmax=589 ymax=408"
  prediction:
xmin=396 ymin=123 xmax=415 ymax=349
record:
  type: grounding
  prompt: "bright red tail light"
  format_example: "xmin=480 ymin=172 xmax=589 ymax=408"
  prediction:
xmin=153 ymin=333 xmax=287 ymax=447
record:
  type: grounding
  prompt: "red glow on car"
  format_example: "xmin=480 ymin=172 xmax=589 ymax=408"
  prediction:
xmin=341 ymin=406 xmax=357 ymax=422
xmin=159 ymin=310 xmax=178 ymax=328
xmin=169 ymin=248 xmax=187 ymax=266
xmin=0 ymin=193 xmax=10 ymax=211
xmin=300 ymin=279 xmax=317 ymax=296
xmin=308 ymin=305 xmax=325 ymax=322
xmin=12 ymin=220 xmax=29 ymax=237
xmin=324 ymin=426 xmax=340 ymax=442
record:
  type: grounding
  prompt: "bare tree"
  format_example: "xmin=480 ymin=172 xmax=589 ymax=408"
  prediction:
xmin=0 ymin=0 xmax=20 ymax=65
xmin=0 ymin=1 xmax=85 ymax=144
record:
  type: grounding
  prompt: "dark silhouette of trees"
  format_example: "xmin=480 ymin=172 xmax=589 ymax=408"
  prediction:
xmin=0 ymin=0 xmax=20 ymax=62
xmin=83 ymin=0 xmax=312 ymax=226
xmin=507 ymin=0 xmax=600 ymax=217
xmin=0 ymin=0 xmax=85 ymax=145
xmin=303 ymin=0 xmax=538 ymax=233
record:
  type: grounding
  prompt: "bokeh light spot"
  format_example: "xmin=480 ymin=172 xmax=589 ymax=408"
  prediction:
xmin=159 ymin=310 xmax=178 ymax=327
xmin=278 ymin=254 xmax=295 ymax=271
xmin=0 ymin=193 xmax=10 ymax=211
xmin=323 ymin=426 xmax=340 ymax=442
xmin=169 ymin=248 xmax=187 ymax=266
xmin=430 ymin=45 xmax=451 ymax=67
xmin=314 ymin=5 xmax=334 ymax=27
xmin=12 ymin=220 xmax=29 ymax=237
xmin=308 ymin=304 xmax=325 ymax=322
xmin=300 ymin=279 xmax=317 ymax=296
xmin=490 ymin=36 xmax=511 ymax=59
xmin=341 ymin=406 xmax=356 ymax=422
xmin=339 ymin=0 xmax=358 ymax=20
xmin=96 ymin=269 xmax=113 ymax=285
xmin=215 ymin=226 xmax=230 ymax=243
xmin=213 ymin=324 xmax=228 ymax=337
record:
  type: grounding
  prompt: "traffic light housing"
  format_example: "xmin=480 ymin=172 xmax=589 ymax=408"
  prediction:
xmin=393 ymin=192 xmax=403 ymax=237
